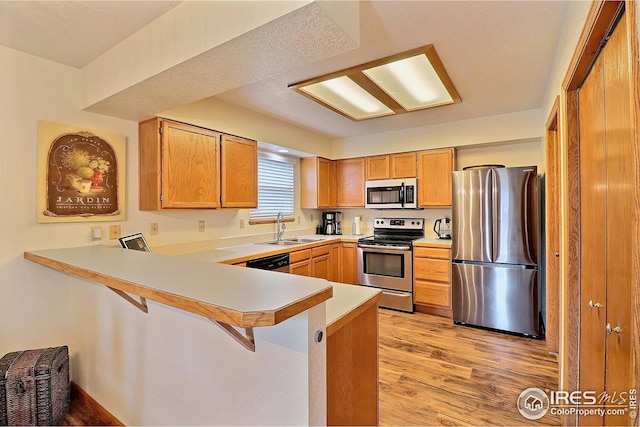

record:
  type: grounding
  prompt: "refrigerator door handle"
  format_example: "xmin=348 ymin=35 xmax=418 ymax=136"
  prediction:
xmin=490 ymin=168 xmax=497 ymax=262
xmin=523 ymin=172 xmax=532 ymax=260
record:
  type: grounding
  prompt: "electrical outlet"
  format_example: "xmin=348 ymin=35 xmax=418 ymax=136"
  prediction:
xmin=239 ymin=219 xmax=245 ymax=229
xmin=297 ymin=216 xmax=300 ymax=224
xmin=109 ymin=225 xmax=121 ymax=240
xmin=90 ymin=226 xmax=102 ymax=241
xmin=150 ymin=223 xmax=158 ymax=236
xmin=310 ymin=214 xmax=314 ymax=222
xmin=198 ymin=220 xmax=205 ymax=232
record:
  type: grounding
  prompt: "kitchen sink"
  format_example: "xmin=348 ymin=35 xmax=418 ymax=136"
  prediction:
xmin=257 ymin=237 xmax=324 ymax=246
xmin=283 ymin=237 xmax=323 ymax=243
xmin=257 ymin=240 xmax=302 ymax=246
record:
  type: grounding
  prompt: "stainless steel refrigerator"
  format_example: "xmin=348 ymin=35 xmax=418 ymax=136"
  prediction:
xmin=451 ymin=165 xmax=541 ymax=337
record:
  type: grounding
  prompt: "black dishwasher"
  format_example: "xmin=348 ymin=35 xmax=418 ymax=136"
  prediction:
xmin=246 ymin=252 xmax=290 ymax=273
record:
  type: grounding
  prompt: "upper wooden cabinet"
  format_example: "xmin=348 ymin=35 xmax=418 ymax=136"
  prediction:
xmin=139 ymin=118 xmax=257 ymax=210
xmin=300 ymin=157 xmax=336 ymax=209
xmin=365 ymin=155 xmax=390 ymax=180
xmin=336 ymin=158 xmax=365 ymax=207
xmin=417 ymin=148 xmax=456 ymax=207
xmin=391 ymin=152 xmax=417 ymax=178
xmin=220 ymin=134 xmax=258 ymax=208
xmin=139 ymin=118 xmax=220 ymax=210
xmin=366 ymin=153 xmax=417 ymax=180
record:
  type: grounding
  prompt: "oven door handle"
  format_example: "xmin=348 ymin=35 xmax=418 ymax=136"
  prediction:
xmin=381 ymin=291 xmax=412 ymax=298
xmin=358 ymin=244 xmax=412 ymax=251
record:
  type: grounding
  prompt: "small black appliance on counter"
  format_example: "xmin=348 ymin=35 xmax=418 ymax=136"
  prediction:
xmin=320 ymin=211 xmax=342 ymax=235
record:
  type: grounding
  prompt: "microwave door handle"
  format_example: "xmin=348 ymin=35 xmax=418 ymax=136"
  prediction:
xmin=400 ymin=182 xmax=405 ymax=207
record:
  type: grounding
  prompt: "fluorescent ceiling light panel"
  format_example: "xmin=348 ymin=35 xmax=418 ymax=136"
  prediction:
xmin=363 ymin=54 xmax=454 ymax=110
xmin=290 ymin=45 xmax=460 ymax=121
xmin=299 ymin=76 xmax=394 ymax=120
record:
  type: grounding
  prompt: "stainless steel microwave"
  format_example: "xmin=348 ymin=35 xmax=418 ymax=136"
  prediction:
xmin=365 ymin=178 xmax=418 ymax=209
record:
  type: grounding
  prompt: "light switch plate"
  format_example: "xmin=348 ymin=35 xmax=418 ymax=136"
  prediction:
xmin=109 ymin=225 xmax=121 ymax=240
xmin=198 ymin=220 xmax=205 ymax=232
xmin=150 ymin=223 xmax=158 ymax=236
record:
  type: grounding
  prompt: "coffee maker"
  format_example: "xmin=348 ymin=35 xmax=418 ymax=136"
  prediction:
xmin=321 ymin=211 xmax=342 ymax=235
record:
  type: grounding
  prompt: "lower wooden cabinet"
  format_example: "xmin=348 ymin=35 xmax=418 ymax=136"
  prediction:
xmin=290 ymin=260 xmax=310 ymax=276
xmin=339 ymin=243 xmax=358 ymax=285
xmin=327 ymin=299 xmax=378 ymax=425
xmin=290 ymin=249 xmax=311 ymax=276
xmin=311 ymin=245 xmax=331 ymax=279
xmin=413 ymin=245 xmax=452 ymax=318
xmin=271 ymin=242 xmax=359 ymax=285
xmin=328 ymin=244 xmax=340 ymax=282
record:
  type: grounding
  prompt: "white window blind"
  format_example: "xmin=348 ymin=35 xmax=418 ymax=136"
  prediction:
xmin=250 ymin=155 xmax=295 ymax=222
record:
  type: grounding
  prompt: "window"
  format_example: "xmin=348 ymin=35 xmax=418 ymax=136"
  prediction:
xmin=249 ymin=154 xmax=295 ymax=223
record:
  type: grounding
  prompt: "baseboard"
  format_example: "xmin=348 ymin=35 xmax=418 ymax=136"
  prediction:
xmin=70 ymin=381 xmax=125 ymax=426
xmin=414 ymin=304 xmax=453 ymax=318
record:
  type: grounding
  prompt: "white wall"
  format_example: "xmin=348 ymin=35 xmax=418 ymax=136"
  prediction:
xmin=456 ymin=139 xmax=544 ymax=171
xmin=540 ymin=0 xmax=593 ymax=121
xmin=331 ymin=108 xmax=545 ymax=159
xmin=0 ymin=45 xmax=327 ymax=425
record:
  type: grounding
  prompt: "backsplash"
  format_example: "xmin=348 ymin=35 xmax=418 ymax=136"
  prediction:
xmin=323 ymin=208 xmax=452 ymax=239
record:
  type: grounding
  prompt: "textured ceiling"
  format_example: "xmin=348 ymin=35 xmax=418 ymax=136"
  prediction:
xmin=85 ymin=2 xmax=361 ymax=122
xmin=214 ymin=1 xmax=571 ymax=138
xmin=0 ymin=1 xmax=181 ymax=68
xmin=0 ymin=0 xmax=572 ymax=139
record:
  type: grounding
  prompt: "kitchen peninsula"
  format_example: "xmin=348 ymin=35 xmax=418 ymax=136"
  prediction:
xmin=23 ymin=243 xmax=381 ymax=426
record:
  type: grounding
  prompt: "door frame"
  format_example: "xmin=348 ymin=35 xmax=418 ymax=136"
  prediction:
xmin=560 ymin=0 xmax=639 ymax=425
xmin=544 ymin=97 xmax=560 ymax=356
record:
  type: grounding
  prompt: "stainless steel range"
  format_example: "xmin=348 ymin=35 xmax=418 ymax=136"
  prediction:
xmin=357 ymin=218 xmax=424 ymax=313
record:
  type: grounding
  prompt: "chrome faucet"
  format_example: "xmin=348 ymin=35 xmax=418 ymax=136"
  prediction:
xmin=276 ymin=212 xmax=286 ymax=241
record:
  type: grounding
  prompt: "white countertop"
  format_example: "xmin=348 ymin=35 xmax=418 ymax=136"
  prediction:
xmin=172 ymin=235 xmax=382 ymax=333
xmin=178 ymin=234 xmax=364 ymax=264
xmin=326 ymin=282 xmax=380 ymax=330
xmin=24 ymin=241 xmax=383 ymax=333
xmin=24 ymin=246 xmax=333 ymax=328
xmin=414 ymin=237 xmax=452 ymax=247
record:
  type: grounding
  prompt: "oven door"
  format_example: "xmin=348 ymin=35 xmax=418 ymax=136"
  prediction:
xmin=358 ymin=244 xmax=414 ymax=312
xmin=357 ymin=245 xmax=413 ymax=292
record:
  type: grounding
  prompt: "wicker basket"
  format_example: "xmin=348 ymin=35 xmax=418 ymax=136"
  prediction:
xmin=0 ymin=346 xmax=70 ymax=426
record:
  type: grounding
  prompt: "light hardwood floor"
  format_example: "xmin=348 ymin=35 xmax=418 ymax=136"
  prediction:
xmin=379 ymin=309 xmax=560 ymax=426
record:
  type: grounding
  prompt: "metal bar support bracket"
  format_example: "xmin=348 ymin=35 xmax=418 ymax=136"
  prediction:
xmin=106 ymin=286 xmax=255 ymax=352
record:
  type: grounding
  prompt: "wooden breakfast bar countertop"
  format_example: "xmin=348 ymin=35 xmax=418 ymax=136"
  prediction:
xmin=24 ymin=246 xmax=333 ymax=329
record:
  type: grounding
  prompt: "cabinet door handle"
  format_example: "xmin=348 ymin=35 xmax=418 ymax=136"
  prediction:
xmin=555 ymin=252 xmax=560 ymax=257
xmin=588 ymin=300 xmax=603 ymax=309
xmin=606 ymin=323 xmax=621 ymax=335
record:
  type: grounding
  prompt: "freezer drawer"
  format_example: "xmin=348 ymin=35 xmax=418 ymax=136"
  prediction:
xmin=452 ymin=262 xmax=540 ymax=337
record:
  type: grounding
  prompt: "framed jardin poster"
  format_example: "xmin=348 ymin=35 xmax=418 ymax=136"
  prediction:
xmin=37 ymin=121 xmax=126 ymax=223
